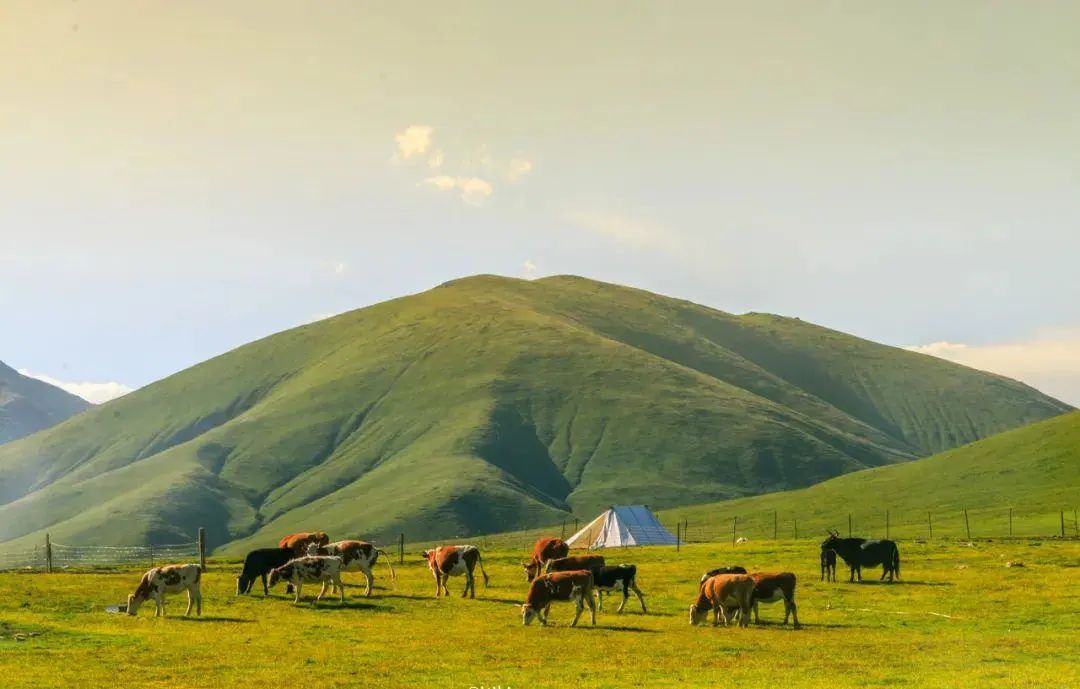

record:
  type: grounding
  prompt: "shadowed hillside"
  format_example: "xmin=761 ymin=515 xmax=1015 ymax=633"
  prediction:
xmin=0 ymin=275 xmax=1069 ymax=549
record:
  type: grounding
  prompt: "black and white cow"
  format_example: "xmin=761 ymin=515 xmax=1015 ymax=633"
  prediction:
xmin=590 ymin=564 xmax=646 ymax=613
xmin=305 ymin=540 xmax=397 ymax=596
xmin=267 ymin=556 xmax=345 ymax=604
xmin=127 ymin=563 xmax=202 ymax=617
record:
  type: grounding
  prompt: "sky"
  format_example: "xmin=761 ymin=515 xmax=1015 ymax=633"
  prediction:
xmin=1 ymin=1 xmax=1078 ymax=405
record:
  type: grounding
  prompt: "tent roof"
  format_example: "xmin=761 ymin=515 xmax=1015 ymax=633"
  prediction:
xmin=565 ymin=505 xmax=677 ymax=549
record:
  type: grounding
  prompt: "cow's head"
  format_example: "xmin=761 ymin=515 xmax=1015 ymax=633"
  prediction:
xmin=267 ymin=564 xmax=289 ymax=589
xmin=522 ymin=561 xmax=540 ymax=582
xmin=521 ymin=604 xmax=543 ymax=626
xmin=126 ymin=592 xmax=146 ymax=616
xmin=306 ymin=542 xmax=327 ymax=557
xmin=821 ymin=529 xmax=841 ymax=550
xmin=422 ymin=549 xmax=435 ymax=566
xmin=236 ymin=575 xmax=248 ymax=595
xmin=689 ymin=603 xmax=708 ymax=626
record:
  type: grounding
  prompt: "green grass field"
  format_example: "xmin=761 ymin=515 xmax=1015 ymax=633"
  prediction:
xmin=2 ymin=540 xmax=1077 ymax=688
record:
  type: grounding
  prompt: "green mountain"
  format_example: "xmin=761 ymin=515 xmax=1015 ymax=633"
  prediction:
xmin=0 ymin=275 xmax=1069 ymax=550
xmin=0 ymin=361 xmax=90 ymax=444
xmin=661 ymin=410 xmax=1080 ymax=540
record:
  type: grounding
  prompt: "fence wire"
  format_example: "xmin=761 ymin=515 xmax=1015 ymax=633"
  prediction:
xmin=0 ymin=540 xmax=199 ymax=572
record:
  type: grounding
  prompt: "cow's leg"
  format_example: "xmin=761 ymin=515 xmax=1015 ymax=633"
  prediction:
xmin=587 ymin=590 xmax=597 ymax=625
xmin=463 ymin=572 xmax=473 ymax=598
xmin=740 ymin=599 xmax=752 ymax=628
xmin=335 ymin=574 xmax=345 ymax=603
xmin=261 ymin=573 xmax=269 ymax=596
xmin=788 ymin=597 xmax=800 ymax=629
xmin=154 ymin=592 xmax=164 ymax=618
xmin=617 ymin=582 xmax=630 ymax=614
xmin=631 ymin=581 xmax=647 ymax=613
xmin=714 ymin=603 xmax=726 ymax=627
xmin=540 ymin=605 xmax=550 ymax=625
xmin=849 ymin=566 xmax=856 ymax=583
xmin=185 ymin=589 xmax=194 ymax=617
xmin=596 ymin=589 xmax=603 ymax=611
xmin=316 ymin=580 xmax=328 ymax=602
xmin=294 ymin=581 xmax=303 ymax=604
xmin=361 ymin=564 xmax=373 ymax=597
xmin=570 ymin=596 xmax=584 ymax=627
xmin=752 ymin=600 xmax=760 ymax=624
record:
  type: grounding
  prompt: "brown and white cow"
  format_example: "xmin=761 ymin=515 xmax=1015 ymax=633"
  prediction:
xmin=267 ymin=556 xmax=345 ymax=605
xmin=422 ymin=545 xmax=489 ymax=598
xmin=522 ymin=537 xmax=569 ymax=582
xmin=542 ymin=554 xmax=605 ymax=575
xmin=731 ymin=572 xmax=800 ymax=629
xmin=126 ymin=564 xmax=202 ymax=617
xmin=521 ymin=570 xmax=596 ymax=627
xmin=689 ymin=573 xmax=754 ymax=627
xmin=306 ymin=540 xmax=397 ymax=596
xmin=278 ymin=531 xmax=329 ymax=556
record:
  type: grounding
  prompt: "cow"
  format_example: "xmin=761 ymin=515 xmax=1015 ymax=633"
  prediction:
xmin=305 ymin=540 xmax=396 ymax=596
xmin=732 ymin=572 xmax=800 ymax=629
xmin=590 ymin=564 xmax=646 ymax=613
xmin=278 ymin=531 xmax=329 ymax=556
xmin=422 ymin=545 xmax=489 ymax=598
xmin=820 ymin=548 xmax=837 ymax=582
xmin=127 ymin=563 xmax=202 ymax=617
xmin=699 ymin=565 xmax=747 ymax=587
xmin=821 ymin=530 xmax=900 ymax=582
xmin=690 ymin=573 xmax=754 ymax=627
xmin=522 ymin=537 xmax=569 ymax=582
xmin=267 ymin=556 xmax=345 ymax=604
xmin=521 ymin=570 xmax=596 ymax=627
xmin=543 ymin=554 xmax=605 ymax=575
xmin=236 ymin=547 xmax=295 ymax=595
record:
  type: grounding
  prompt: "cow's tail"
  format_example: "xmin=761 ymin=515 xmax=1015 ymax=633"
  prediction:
xmin=476 ymin=551 xmax=490 ymax=588
xmin=375 ymin=549 xmax=398 ymax=586
xmin=892 ymin=545 xmax=901 ymax=579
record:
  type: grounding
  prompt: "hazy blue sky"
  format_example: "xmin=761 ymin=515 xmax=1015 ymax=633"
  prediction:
xmin=2 ymin=1 xmax=1077 ymax=404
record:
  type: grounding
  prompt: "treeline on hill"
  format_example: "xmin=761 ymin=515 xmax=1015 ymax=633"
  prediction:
xmin=0 ymin=275 xmax=1070 ymax=552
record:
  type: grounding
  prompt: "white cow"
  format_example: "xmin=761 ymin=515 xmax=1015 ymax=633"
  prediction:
xmin=268 ymin=556 xmax=345 ymax=604
xmin=127 ymin=563 xmax=203 ymax=617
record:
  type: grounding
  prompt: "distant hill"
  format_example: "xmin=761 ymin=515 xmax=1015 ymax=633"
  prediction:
xmin=0 ymin=275 xmax=1069 ymax=550
xmin=661 ymin=410 xmax=1080 ymax=540
xmin=0 ymin=361 xmax=90 ymax=444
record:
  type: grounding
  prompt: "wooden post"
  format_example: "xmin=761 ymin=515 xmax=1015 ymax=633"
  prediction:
xmin=886 ymin=510 xmax=890 ymax=539
xmin=45 ymin=533 xmax=52 ymax=574
xmin=398 ymin=533 xmax=404 ymax=565
xmin=574 ymin=518 xmax=579 ymax=533
xmin=964 ymin=509 xmax=971 ymax=541
xmin=683 ymin=518 xmax=688 ymax=539
xmin=732 ymin=516 xmax=738 ymax=547
xmin=848 ymin=513 xmax=852 ymax=538
xmin=197 ymin=527 xmax=206 ymax=573
xmin=773 ymin=511 xmax=778 ymax=540
xmin=676 ymin=522 xmax=681 ymax=552
xmin=928 ymin=512 xmax=933 ymax=540
xmin=1009 ymin=507 xmax=1013 ymax=537
xmin=1061 ymin=511 xmax=1066 ymax=538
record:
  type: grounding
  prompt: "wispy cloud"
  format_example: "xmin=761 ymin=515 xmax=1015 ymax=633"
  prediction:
xmin=19 ymin=370 xmax=133 ymax=404
xmin=507 ymin=157 xmax=533 ymax=181
xmin=563 ymin=210 xmax=680 ymax=251
xmin=906 ymin=328 xmax=1080 ymax=406
xmin=425 ymin=176 xmax=493 ymax=205
xmin=522 ymin=259 xmax=539 ymax=278
xmin=394 ymin=125 xmax=434 ymax=160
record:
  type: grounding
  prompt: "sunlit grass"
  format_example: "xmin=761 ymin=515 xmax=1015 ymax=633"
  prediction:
xmin=1 ymin=540 xmax=1077 ymax=688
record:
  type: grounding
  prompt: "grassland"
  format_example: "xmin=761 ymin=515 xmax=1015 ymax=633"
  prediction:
xmin=1 ymin=540 xmax=1077 ymax=688
xmin=0 ymin=275 xmax=1069 ymax=550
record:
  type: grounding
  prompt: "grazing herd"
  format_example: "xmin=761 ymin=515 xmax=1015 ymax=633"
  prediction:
xmin=123 ymin=530 xmax=901 ymax=631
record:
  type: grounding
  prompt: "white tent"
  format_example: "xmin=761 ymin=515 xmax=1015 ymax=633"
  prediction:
xmin=565 ymin=505 xmax=678 ymax=549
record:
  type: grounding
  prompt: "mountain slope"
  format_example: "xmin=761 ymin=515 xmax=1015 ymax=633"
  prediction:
xmin=0 ymin=275 xmax=1069 ymax=549
xmin=0 ymin=362 xmax=90 ymax=444
xmin=660 ymin=410 xmax=1080 ymax=539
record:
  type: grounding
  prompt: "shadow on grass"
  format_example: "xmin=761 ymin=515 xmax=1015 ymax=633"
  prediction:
xmin=575 ymin=625 xmax=659 ymax=633
xmin=851 ymin=580 xmax=953 ymax=587
xmin=175 ymin=616 xmax=252 ymax=624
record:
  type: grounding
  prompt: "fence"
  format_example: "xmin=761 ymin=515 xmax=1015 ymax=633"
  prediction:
xmin=0 ymin=529 xmax=207 ymax=573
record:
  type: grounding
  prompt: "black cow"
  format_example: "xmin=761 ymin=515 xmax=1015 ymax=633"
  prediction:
xmin=820 ymin=548 xmax=837 ymax=582
xmin=236 ymin=548 xmax=295 ymax=595
xmin=699 ymin=565 xmax=747 ymax=587
xmin=821 ymin=530 xmax=900 ymax=582
xmin=590 ymin=565 xmax=646 ymax=613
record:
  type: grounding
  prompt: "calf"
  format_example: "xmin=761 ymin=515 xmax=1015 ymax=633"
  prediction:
xmin=267 ymin=556 xmax=345 ymax=604
xmin=690 ymin=574 xmax=753 ymax=627
xmin=127 ymin=563 xmax=202 ymax=617
xmin=699 ymin=565 xmax=747 ymax=586
xmin=739 ymin=572 xmax=800 ymax=629
xmin=590 ymin=564 xmax=646 ymax=613
xmin=306 ymin=540 xmax=397 ymax=596
xmin=236 ymin=547 xmax=295 ymax=595
xmin=279 ymin=531 xmax=329 ymax=556
xmin=522 ymin=536 xmax=569 ymax=582
xmin=422 ymin=545 xmax=489 ymax=598
xmin=543 ymin=554 xmax=605 ymax=574
xmin=820 ymin=548 xmax=837 ymax=582
xmin=821 ymin=530 xmax=900 ymax=582
xmin=521 ymin=570 xmax=596 ymax=626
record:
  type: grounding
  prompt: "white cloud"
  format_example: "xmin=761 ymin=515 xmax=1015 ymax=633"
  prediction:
xmin=427 ymin=149 xmax=444 ymax=169
xmin=522 ymin=260 xmax=539 ymax=277
xmin=507 ymin=157 xmax=533 ymax=181
xmin=19 ymin=370 xmax=134 ymax=404
xmin=332 ymin=261 xmax=346 ymax=276
xmin=906 ymin=329 xmax=1080 ymax=406
xmin=425 ymin=176 xmax=493 ymax=205
xmin=394 ymin=125 xmax=434 ymax=159
xmin=564 ymin=210 xmax=680 ymax=251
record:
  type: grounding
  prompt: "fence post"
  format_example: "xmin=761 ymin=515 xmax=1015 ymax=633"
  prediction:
xmin=676 ymin=522 xmax=681 ymax=552
xmin=886 ymin=510 xmax=890 ymax=540
xmin=848 ymin=513 xmax=852 ymax=537
xmin=45 ymin=533 xmax=52 ymax=574
xmin=964 ymin=509 xmax=971 ymax=541
xmin=398 ymin=533 xmax=404 ymax=565
xmin=928 ymin=512 xmax=933 ymax=540
xmin=1061 ymin=511 xmax=1066 ymax=538
xmin=773 ymin=511 xmax=778 ymax=540
xmin=197 ymin=527 xmax=206 ymax=573
xmin=574 ymin=518 xmax=579 ymax=533
xmin=683 ymin=518 xmax=688 ymax=539
xmin=732 ymin=516 xmax=738 ymax=547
